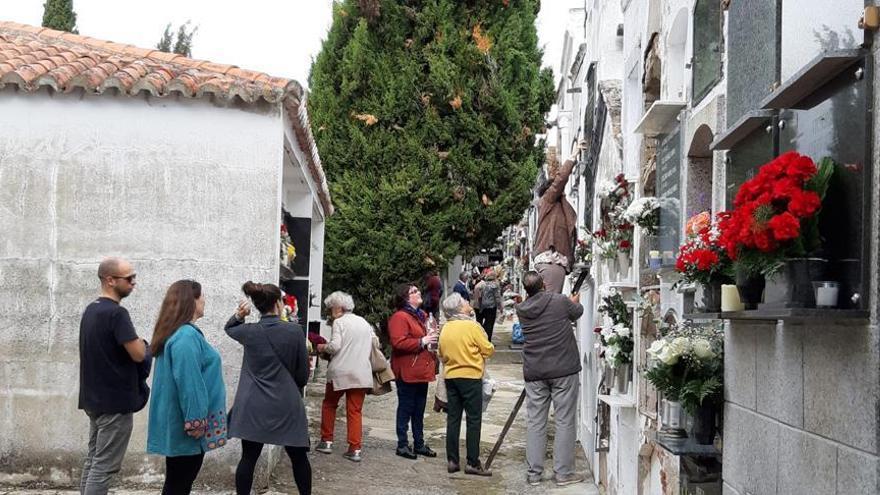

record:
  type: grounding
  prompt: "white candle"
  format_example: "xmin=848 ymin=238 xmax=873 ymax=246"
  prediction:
xmin=721 ymin=284 xmax=742 ymax=312
xmin=816 ymin=286 xmax=838 ymax=308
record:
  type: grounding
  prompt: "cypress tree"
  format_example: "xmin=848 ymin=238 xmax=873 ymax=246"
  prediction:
xmin=42 ymin=0 xmax=78 ymax=33
xmin=309 ymin=0 xmax=554 ymax=325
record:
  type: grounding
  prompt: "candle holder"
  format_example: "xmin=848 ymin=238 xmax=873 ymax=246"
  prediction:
xmin=812 ymin=281 xmax=839 ymax=308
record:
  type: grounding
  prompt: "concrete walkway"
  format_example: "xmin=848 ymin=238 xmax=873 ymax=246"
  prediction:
xmin=2 ymin=322 xmax=599 ymax=495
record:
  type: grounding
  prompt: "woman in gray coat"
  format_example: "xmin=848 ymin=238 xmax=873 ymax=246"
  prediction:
xmin=225 ymin=281 xmax=310 ymax=495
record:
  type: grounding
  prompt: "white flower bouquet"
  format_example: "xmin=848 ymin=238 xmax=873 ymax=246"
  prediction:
xmin=644 ymin=322 xmax=723 ymax=414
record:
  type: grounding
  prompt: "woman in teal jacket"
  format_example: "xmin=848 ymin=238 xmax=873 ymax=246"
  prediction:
xmin=147 ymin=280 xmax=226 ymax=495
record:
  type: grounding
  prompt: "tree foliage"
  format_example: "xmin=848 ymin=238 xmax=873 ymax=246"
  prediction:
xmin=42 ymin=0 xmax=78 ymax=33
xmin=309 ymin=0 xmax=554 ymax=325
xmin=157 ymin=21 xmax=198 ymax=57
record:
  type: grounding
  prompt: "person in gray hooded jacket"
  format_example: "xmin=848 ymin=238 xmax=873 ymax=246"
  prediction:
xmin=515 ymin=271 xmax=584 ymax=487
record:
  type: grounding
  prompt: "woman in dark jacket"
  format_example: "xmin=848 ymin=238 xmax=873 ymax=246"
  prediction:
xmin=387 ymin=283 xmax=438 ymax=460
xmin=225 ymin=282 xmax=311 ymax=495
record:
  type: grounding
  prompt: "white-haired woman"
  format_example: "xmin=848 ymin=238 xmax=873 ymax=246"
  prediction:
xmin=438 ymin=293 xmax=494 ymax=476
xmin=315 ymin=291 xmax=376 ymax=462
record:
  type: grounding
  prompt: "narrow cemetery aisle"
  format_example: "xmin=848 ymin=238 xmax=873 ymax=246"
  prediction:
xmin=286 ymin=320 xmax=599 ymax=495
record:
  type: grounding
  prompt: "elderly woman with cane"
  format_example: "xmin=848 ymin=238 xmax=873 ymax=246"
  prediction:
xmin=438 ymin=293 xmax=494 ymax=476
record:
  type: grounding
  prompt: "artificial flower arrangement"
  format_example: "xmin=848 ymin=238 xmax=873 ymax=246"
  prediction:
xmin=281 ymin=293 xmax=298 ymax=322
xmin=594 ymin=287 xmax=634 ymax=368
xmin=645 ymin=320 xmax=723 ymax=415
xmin=593 ymin=173 xmax=636 ymax=261
xmin=591 ymin=228 xmax=617 ymax=260
xmin=597 ymin=173 xmax=630 ymax=207
xmin=280 ymin=224 xmax=296 ymax=268
xmin=623 ymin=197 xmax=660 ymax=235
xmin=574 ymin=227 xmax=593 ymax=266
xmin=675 ymin=212 xmax=733 ymax=286
xmin=717 ymin=152 xmax=834 ymax=277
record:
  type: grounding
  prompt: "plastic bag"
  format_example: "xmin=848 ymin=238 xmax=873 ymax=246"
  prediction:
xmin=511 ymin=321 xmax=525 ymax=345
xmin=481 ymin=371 xmax=497 ymax=412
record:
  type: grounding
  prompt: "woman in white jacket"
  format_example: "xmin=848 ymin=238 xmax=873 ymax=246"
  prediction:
xmin=315 ymin=291 xmax=376 ymax=462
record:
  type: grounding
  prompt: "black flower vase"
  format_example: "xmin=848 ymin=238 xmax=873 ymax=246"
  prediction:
xmin=693 ymin=403 xmax=717 ymax=445
xmin=735 ymin=268 xmax=765 ymax=310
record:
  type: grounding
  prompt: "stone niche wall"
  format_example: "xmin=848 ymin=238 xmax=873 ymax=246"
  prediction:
xmin=722 ymin=321 xmax=879 ymax=495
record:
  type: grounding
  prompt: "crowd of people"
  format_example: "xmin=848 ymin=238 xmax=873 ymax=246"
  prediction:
xmin=77 ymin=256 xmax=584 ymax=495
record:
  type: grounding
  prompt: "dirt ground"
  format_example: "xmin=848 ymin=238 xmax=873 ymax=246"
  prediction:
xmin=2 ymin=322 xmax=599 ymax=495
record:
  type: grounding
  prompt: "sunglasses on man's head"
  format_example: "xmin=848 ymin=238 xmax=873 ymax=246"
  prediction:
xmin=112 ymin=274 xmax=137 ymax=283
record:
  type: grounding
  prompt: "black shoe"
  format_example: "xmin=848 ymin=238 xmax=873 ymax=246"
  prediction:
xmin=465 ymin=462 xmax=492 ymax=477
xmin=414 ymin=445 xmax=437 ymax=457
xmin=448 ymin=460 xmax=461 ymax=473
xmin=395 ymin=446 xmax=417 ymax=459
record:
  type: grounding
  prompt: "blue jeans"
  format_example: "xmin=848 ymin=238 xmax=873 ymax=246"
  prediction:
xmin=396 ymin=380 xmax=429 ymax=449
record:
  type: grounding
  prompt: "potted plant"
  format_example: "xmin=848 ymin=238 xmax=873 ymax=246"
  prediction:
xmin=675 ymin=212 xmax=733 ymax=312
xmin=718 ymin=152 xmax=834 ymax=309
xmin=615 ymin=224 xmax=634 ymax=280
xmin=593 ymin=228 xmax=617 ymax=280
xmin=646 ymin=321 xmax=723 ymax=444
xmin=623 ymin=196 xmax=660 ymax=236
xmin=596 ymin=288 xmax=634 ymax=393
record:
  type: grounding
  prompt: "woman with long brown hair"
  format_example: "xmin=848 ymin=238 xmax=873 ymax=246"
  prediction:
xmin=147 ymin=280 xmax=226 ymax=495
xmin=225 ymin=281 xmax=311 ymax=495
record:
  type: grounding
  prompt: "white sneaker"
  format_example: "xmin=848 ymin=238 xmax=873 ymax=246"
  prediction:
xmin=316 ymin=441 xmax=333 ymax=454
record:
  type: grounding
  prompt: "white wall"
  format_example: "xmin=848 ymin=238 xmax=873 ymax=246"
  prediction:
xmin=0 ymin=87 xmax=284 ymax=483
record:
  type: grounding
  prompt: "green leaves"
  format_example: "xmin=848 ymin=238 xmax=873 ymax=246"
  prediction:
xmin=42 ymin=0 xmax=78 ymax=33
xmin=309 ymin=0 xmax=553 ymax=325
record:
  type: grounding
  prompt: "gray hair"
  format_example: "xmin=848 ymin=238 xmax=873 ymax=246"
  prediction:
xmin=442 ymin=293 xmax=466 ymax=319
xmin=323 ymin=291 xmax=355 ymax=312
xmin=459 ymin=271 xmax=469 ymax=282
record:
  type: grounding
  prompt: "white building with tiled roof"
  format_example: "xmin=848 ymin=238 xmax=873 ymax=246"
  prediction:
xmin=0 ymin=21 xmax=331 ymax=482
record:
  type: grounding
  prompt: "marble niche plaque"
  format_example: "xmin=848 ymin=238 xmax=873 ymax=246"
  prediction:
xmin=656 ymin=126 xmax=682 ymax=259
xmin=727 ymin=0 xmax=780 ymax=126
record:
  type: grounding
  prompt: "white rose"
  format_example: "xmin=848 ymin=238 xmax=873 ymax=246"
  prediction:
xmin=647 ymin=339 xmax=666 ymax=358
xmin=658 ymin=347 xmax=679 ymax=365
xmin=615 ymin=324 xmax=631 ymax=338
xmin=693 ymin=339 xmax=715 ymax=360
xmin=601 ymin=326 xmax=613 ymax=338
xmin=671 ymin=337 xmax=691 ymax=356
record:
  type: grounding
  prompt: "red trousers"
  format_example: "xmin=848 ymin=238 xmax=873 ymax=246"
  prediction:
xmin=320 ymin=382 xmax=367 ymax=451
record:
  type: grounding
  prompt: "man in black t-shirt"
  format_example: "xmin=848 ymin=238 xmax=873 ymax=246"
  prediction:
xmin=78 ymin=257 xmax=149 ymax=495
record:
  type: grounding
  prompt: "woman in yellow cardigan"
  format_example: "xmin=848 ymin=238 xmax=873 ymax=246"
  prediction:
xmin=438 ymin=293 xmax=495 ymax=476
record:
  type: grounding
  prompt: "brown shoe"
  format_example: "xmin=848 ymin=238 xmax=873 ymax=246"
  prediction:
xmin=465 ymin=463 xmax=492 ymax=477
xmin=448 ymin=461 xmax=460 ymax=473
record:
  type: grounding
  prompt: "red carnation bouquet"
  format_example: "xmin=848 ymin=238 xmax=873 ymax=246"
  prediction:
xmin=676 ymin=212 xmax=733 ymax=286
xmin=718 ymin=152 xmax=834 ymax=276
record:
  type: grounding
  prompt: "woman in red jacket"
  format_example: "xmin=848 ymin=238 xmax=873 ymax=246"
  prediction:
xmin=387 ymin=283 xmax=438 ymax=460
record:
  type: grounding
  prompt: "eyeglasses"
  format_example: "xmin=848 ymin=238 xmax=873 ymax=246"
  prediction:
xmin=408 ymin=288 xmax=420 ymax=295
xmin=112 ymin=274 xmax=137 ymax=283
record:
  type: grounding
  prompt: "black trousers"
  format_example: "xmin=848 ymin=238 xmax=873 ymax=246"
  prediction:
xmin=236 ymin=439 xmax=311 ymax=495
xmin=445 ymin=378 xmax=483 ymax=467
xmin=476 ymin=308 xmax=497 ymax=341
xmin=162 ymin=453 xmax=204 ymax=495
xmin=395 ymin=380 xmax=429 ymax=450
